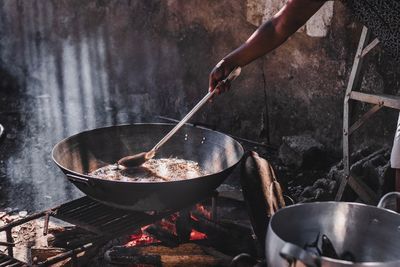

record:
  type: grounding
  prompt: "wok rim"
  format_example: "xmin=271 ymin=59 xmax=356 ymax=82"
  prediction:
xmin=269 ymin=201 xmax=400 ymax=265
xmin=52 ymin=123 xmax=244 ymax=185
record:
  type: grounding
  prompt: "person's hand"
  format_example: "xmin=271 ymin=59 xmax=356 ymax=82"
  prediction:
xmin=209 ymin=59 xmax=237 ymax=95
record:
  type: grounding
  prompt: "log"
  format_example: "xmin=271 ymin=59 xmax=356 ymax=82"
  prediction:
xmin=105 ymin=250 xmax=161 ymax=266
xmin=190 ymin=211 xmax=230 ymax=238
xmin=190 ymin=213 xmax=257 ymax=256
xmin=218 ymin=220 xmax=257 ymax=254
xmin=175 ymin=209 xmax=191 ymax=242
xmin=31 ymin=246 xmax=99 ymax=267
xmin=47 ymin=227 xmax=96 ymax=249
xmin=104 ymin=243 xmax=230 ymax=267
xmin=161 ymin=255 xmax=223 ymax=267
xmin=145 ymin=224 xmax=180 ymax=247
xmin=199 ymin=245 xmax=233 ymax=265
xmin=133 ymin=243 xmax=204 ymax=255
xmin=35 ymin=242 xmax=103 ymax=267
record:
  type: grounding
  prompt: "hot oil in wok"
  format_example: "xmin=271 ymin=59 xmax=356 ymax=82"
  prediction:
xmin=89 ymin=158 xmax=208 ymax=182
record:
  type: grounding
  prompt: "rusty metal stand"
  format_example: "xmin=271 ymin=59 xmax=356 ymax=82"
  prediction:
xmin=0 ymin=197 xmax=173 ymax=266
xmin=0 ymin=192 xmax=224 ymax=266
xmin=335 ymin=26 xmax=400 ymax=203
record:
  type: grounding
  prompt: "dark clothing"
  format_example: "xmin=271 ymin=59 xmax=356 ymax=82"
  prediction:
xmin=344 ymin=0 xmax=400 ymax=61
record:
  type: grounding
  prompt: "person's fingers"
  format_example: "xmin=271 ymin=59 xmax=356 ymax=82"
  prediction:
xmin=223 ymin=79 xmax=231 ymax=92
xmin=209 ymin=70 xmax=217 ymax=92
xmin=216 ymin=83 xmax=225 ymax=94
xmin=216 ymin=79 xmax=231 ymax=94
xmin=209 ymin=65 xmax=225 ymax=92
xmin=209 ymin=72 xmax=216 ymax=92
xmin=208 ymin=59 xmax=236 ymax=97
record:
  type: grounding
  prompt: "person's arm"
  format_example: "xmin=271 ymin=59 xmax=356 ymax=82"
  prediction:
xmin=209 ymin=0 xmax=327 ymax=94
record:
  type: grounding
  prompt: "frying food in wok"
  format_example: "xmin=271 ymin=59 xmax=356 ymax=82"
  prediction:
xmin=89 ymin=158 xmax=208 ymax=182
xmin=52 ymin=124 xmax=244 ymax=211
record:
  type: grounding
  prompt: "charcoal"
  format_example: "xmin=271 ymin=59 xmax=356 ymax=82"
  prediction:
xmin=278 ymin=135 xmax=326 ymax=169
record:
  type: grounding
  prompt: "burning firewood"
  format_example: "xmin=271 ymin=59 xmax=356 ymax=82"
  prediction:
xmin=190 ymin=211 xmax=257 ymax=256
xmin=145 ymin=224 xmax=180 ymax=247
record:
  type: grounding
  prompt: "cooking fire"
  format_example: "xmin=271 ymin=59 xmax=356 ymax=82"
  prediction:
xmin=125 ymin=204 xmax=210 ymax=248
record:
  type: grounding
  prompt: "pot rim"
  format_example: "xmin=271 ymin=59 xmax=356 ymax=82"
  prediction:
xmin=268 ymin=201 xmax=400 ymax=266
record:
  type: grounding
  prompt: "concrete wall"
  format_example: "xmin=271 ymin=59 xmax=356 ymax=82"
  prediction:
xmin=1 ymin=0 xmax=398 ymax=146
xmin=0 ymin=0 xmax=399 ymax=209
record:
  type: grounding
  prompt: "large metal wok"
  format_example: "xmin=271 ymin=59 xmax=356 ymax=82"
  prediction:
xmin=52 ymin=123 xmax=244 ymax=211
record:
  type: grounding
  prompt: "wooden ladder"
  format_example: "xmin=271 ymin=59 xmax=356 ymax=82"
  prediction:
xmin=335 ymin=26 xmax=400 ymax=203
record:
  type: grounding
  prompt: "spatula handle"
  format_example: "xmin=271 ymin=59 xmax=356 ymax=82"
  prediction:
xmin=152 ymin=67 xmax=241 ymax=152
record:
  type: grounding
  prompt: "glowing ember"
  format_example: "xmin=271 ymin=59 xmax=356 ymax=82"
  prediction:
xmin=195 ymin=204 xmax=212 ymax=219
xmin=125 ymin=227 xmax=160 ymax=247
xmin=156 ymin=214 xmax=179 ymax=235
xmin=190 ymin=229 xmax=207 ymax=240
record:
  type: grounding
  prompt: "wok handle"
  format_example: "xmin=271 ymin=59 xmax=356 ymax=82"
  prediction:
xmin=377 ymin=192 xmax=400 ymax=210
xmin=280 ymin=242 xmax=321 ymax=267
xmin=151 ymin=67 xmax=241 ymax=152
xmin=66 ymin=173 xmax=90 ymax=185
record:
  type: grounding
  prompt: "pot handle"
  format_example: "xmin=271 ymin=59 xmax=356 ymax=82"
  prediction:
xmin=377 ymin=192 xmax=400 ymax=209
xmin=280 ymin=242 xmax=321 ymax=267
xmin=66 ymin=173 xmax=90 ymax=185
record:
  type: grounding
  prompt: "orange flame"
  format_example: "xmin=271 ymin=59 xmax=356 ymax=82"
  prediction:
xmin=125 ymin=226 xmax=160 ymax=247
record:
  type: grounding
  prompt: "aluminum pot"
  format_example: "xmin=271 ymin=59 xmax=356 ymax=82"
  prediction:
xmin=266 ymin=192 xmax=400 ymax=267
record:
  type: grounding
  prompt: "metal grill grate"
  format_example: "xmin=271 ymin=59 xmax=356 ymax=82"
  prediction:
xmin=0 ymin=253 xmax=27 ymax=267
xmin=53 ymin=197 xmax=172 ymax=237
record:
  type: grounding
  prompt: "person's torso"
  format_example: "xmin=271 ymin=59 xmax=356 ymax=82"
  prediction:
xmin=343 ymin=0 xmax=400 ymax=60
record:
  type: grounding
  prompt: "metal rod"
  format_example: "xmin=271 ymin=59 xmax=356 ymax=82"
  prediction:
xmin=71 ymin=252 xmax=78 ymax=267
xmin=38 ymin=242 xmax=97 ymax=266
xmin=6 ymin=229 xmax=13 ymax=258
xmin=0 ymin=210 xmax=49 ymax=232
xmin=0 ymin=241 xmax=15 ymax=247
xmin=152 ymin=91 xmax=216 ymax=151
xmin=43 ymin=212 xmax=50 ymax=236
